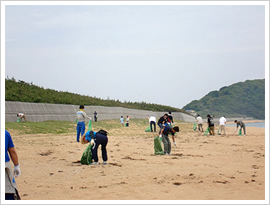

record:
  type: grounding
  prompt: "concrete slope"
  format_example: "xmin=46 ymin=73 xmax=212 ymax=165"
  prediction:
xmin=6 ymin=101 xmax=195 ymax=122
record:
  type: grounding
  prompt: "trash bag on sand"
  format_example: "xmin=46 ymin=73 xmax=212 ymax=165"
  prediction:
xmin=81 ymin=144 xmax=92 ymax=165
xmin=145 ymin=126 xmax=151 ymax=132
xmin=154 ymin=136 xmax=164 ymax=155
xmin=204 ymin=127 xmax=210 ymax=136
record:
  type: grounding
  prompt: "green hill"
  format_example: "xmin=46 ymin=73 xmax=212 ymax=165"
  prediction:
xmin=182 ymin=79 xmax=265 ymax=119
xmin=5 ymin=78 xmax=187 ymax=113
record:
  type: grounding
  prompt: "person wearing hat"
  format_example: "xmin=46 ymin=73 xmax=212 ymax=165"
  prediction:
xmin=81 ymin=130 xmax=108 ymax=165
xmin=159 ymin=124 xmax=180 ymax=155
xmin=76 ymin=105 xmax=91 ymax=142
xmin=207 ymin=114 xmax=215 ymax=136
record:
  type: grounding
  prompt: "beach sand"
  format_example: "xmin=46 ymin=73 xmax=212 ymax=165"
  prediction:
xmin=11 ymin=122 xmax=265 ymax=201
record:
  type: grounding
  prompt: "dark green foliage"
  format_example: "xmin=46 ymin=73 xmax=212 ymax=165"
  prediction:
xmin=5 ymin=78 xmax=186 ymax=113
xmin=183 ymin=79 xmax=265 ymax=119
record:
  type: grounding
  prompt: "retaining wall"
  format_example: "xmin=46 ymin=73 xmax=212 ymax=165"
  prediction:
xmin=5 ymin=101 xmax=196 ymax=123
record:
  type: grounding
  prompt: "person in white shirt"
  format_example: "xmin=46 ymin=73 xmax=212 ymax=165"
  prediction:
xmin=149 ymin=116 xmax=157 ymax=132
xmin=196 ymin=115 xmax=203 ymax=132
xmin=219 ymin=116 xmax=227 ymax=135
xmin=17 ymin=113 xmax=26 ymax=122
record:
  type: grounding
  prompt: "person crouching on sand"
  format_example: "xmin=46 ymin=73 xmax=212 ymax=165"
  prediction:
xmin=159 ymin=124 xmax=179 ymax=155
xmin=81 ymin=130 xmax=108 ymax=165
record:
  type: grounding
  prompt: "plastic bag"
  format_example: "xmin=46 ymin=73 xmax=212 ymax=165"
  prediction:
xmin=154 ymin=136 xmax=164 ymax=155
xmin=81 ymin=144 xmax=92 ymax=165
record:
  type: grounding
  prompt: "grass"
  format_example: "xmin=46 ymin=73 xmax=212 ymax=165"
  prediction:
xmin=5 ymin=121 xmax=76 ymax=135
xmin=5 ymin=119 xmax=191 ymax=136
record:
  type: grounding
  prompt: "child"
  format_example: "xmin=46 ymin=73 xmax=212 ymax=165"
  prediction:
xmin=126 ymin=116 xmax=130 ymax=127
xmin=120 ymin=116 xmax=124 ymax=126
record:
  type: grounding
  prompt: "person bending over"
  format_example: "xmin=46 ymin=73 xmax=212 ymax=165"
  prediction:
xmin=159 ymin=124 xmax=180 ymax=155
xmin=81 ymin=130 xmax=108 ymax=165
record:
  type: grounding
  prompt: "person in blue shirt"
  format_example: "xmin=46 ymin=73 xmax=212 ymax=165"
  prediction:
xmin=81 ymin=130 xmax=108 ymax=165
xmin=5 ymin=130 xmax=21 ymax=200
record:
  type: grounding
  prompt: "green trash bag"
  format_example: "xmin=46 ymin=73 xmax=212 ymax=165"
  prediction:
xmin=154 ymin=136 xmax=164 ymax=155
xmin=239 ymin=129 xmax=242 ymax=136
xmin=193 ymin=123 xmax=197 ymax=131
xmin=88 ymin=120 xmax=92 ymax=131
xmin=17 ymin=118 xmax=21 ymax=122
xmin=81 ymin=144 xmax=92 ymax=165
xmin=145 ymin=126 xmax=151 ymax=132
xmin=217 ymin=128 xmax=220 ymax=135
xmin=204 ymin=127 xmax=210 ymax=136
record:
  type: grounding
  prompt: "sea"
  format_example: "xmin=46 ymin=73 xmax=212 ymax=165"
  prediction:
xmin=226 ymin=122 xmax=265 ymax=128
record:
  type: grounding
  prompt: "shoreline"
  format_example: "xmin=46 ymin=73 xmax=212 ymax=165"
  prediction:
xmin=226 ymin=119 xmax=265 ymax=124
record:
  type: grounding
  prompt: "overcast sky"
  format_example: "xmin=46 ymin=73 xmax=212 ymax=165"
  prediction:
xmin=3 ymin=1 xmax=267 ymax=109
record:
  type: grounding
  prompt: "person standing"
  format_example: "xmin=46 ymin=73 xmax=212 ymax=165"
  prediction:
xmin=94 ymin=111 xmax=98 ymax=122
xmin=120 ymin=116 xmax=124 ymax=127
xmin=219 ymin=116 xmax=227 ymax=135
xmin=5 ymin=130 xmax=21 ymax=200
xmin=196 ymin=115 xmax=203 ymax=132
xmin=81 ymin=130 xmax=108 ymax=165
xmin=126 ymin=116 xmax=130 ymax=127
xmin=234 ymin=120 xmax=246 ymax=136
xmin=159 ymin=124 xmax=180 ymax=155
xmin=167 ymin=112 xmax=174 ymax=124
xmin=76 ymin=105 xmax=91 ymax=142
xmin=207 ymin=114 xmax=215 ymax=136
xmin=149 ymin=116 xmax=157 ymax=132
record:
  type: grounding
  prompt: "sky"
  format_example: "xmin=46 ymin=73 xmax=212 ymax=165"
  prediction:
xmin=2 ymin=1 xmax=267 ymax=109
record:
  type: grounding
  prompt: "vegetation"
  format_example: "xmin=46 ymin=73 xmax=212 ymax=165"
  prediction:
xmin=183 ymin=79 xmax=265 ymax=119
xmin=5 ymin=121 xmax=76 ymax=135
xmin=5 ymin=78 xmax=187 ymax=113
xmin=5 ymin=119 xmax=189 ymax=136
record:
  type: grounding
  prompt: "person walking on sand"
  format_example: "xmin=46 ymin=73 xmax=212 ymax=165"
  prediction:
xmin=159 ymin=123 xmax=180 ymax=155
xmin=149 ymin=116 xmax=157 ymax=132
xmin=196 ymin=115 xmax=203 ymax=132
xmin=81 ymin=130 xmax=108 ymax=165
xmin=207 ymin=114 xmax=215 ymax=136
xmin=219 ymin=116 xmax=227 ymax=135
xmin=234 ymin=120 xmax=246 ymax=136
xmin=120 ymin=116 xmax=124 ymax=127
xmin=5 ymin=130 xmax=21 ymax=200
xmin=76 ymin=105 xmax=91 ymax=142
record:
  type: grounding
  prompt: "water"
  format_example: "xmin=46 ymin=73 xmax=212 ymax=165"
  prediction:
xmin=226 ymin=122 xmax=265 ymax=128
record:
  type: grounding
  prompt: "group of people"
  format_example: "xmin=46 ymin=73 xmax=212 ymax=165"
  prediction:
xmin=148 ymin=112 xmax=180 ymax=155
xmin=196 ymin=114 xmax=246 ymax=136
xmin=76 ymin=105 xmax=108 ymax=166
xmin=120 ymin=116 xmax=130 ymax=127
xmin=6 ymin=106 xmax=250 ymax=200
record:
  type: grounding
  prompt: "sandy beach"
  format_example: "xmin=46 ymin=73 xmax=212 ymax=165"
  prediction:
xmin=10 ymin=121 xmax=265 ymax=201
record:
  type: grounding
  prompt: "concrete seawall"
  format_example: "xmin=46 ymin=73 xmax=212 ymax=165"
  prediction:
xmin=5 ymin=101 xmax=196 ymax=122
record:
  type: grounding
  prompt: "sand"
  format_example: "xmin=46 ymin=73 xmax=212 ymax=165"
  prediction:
xmin=11 ymin=122 xmax=265 ymax=201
